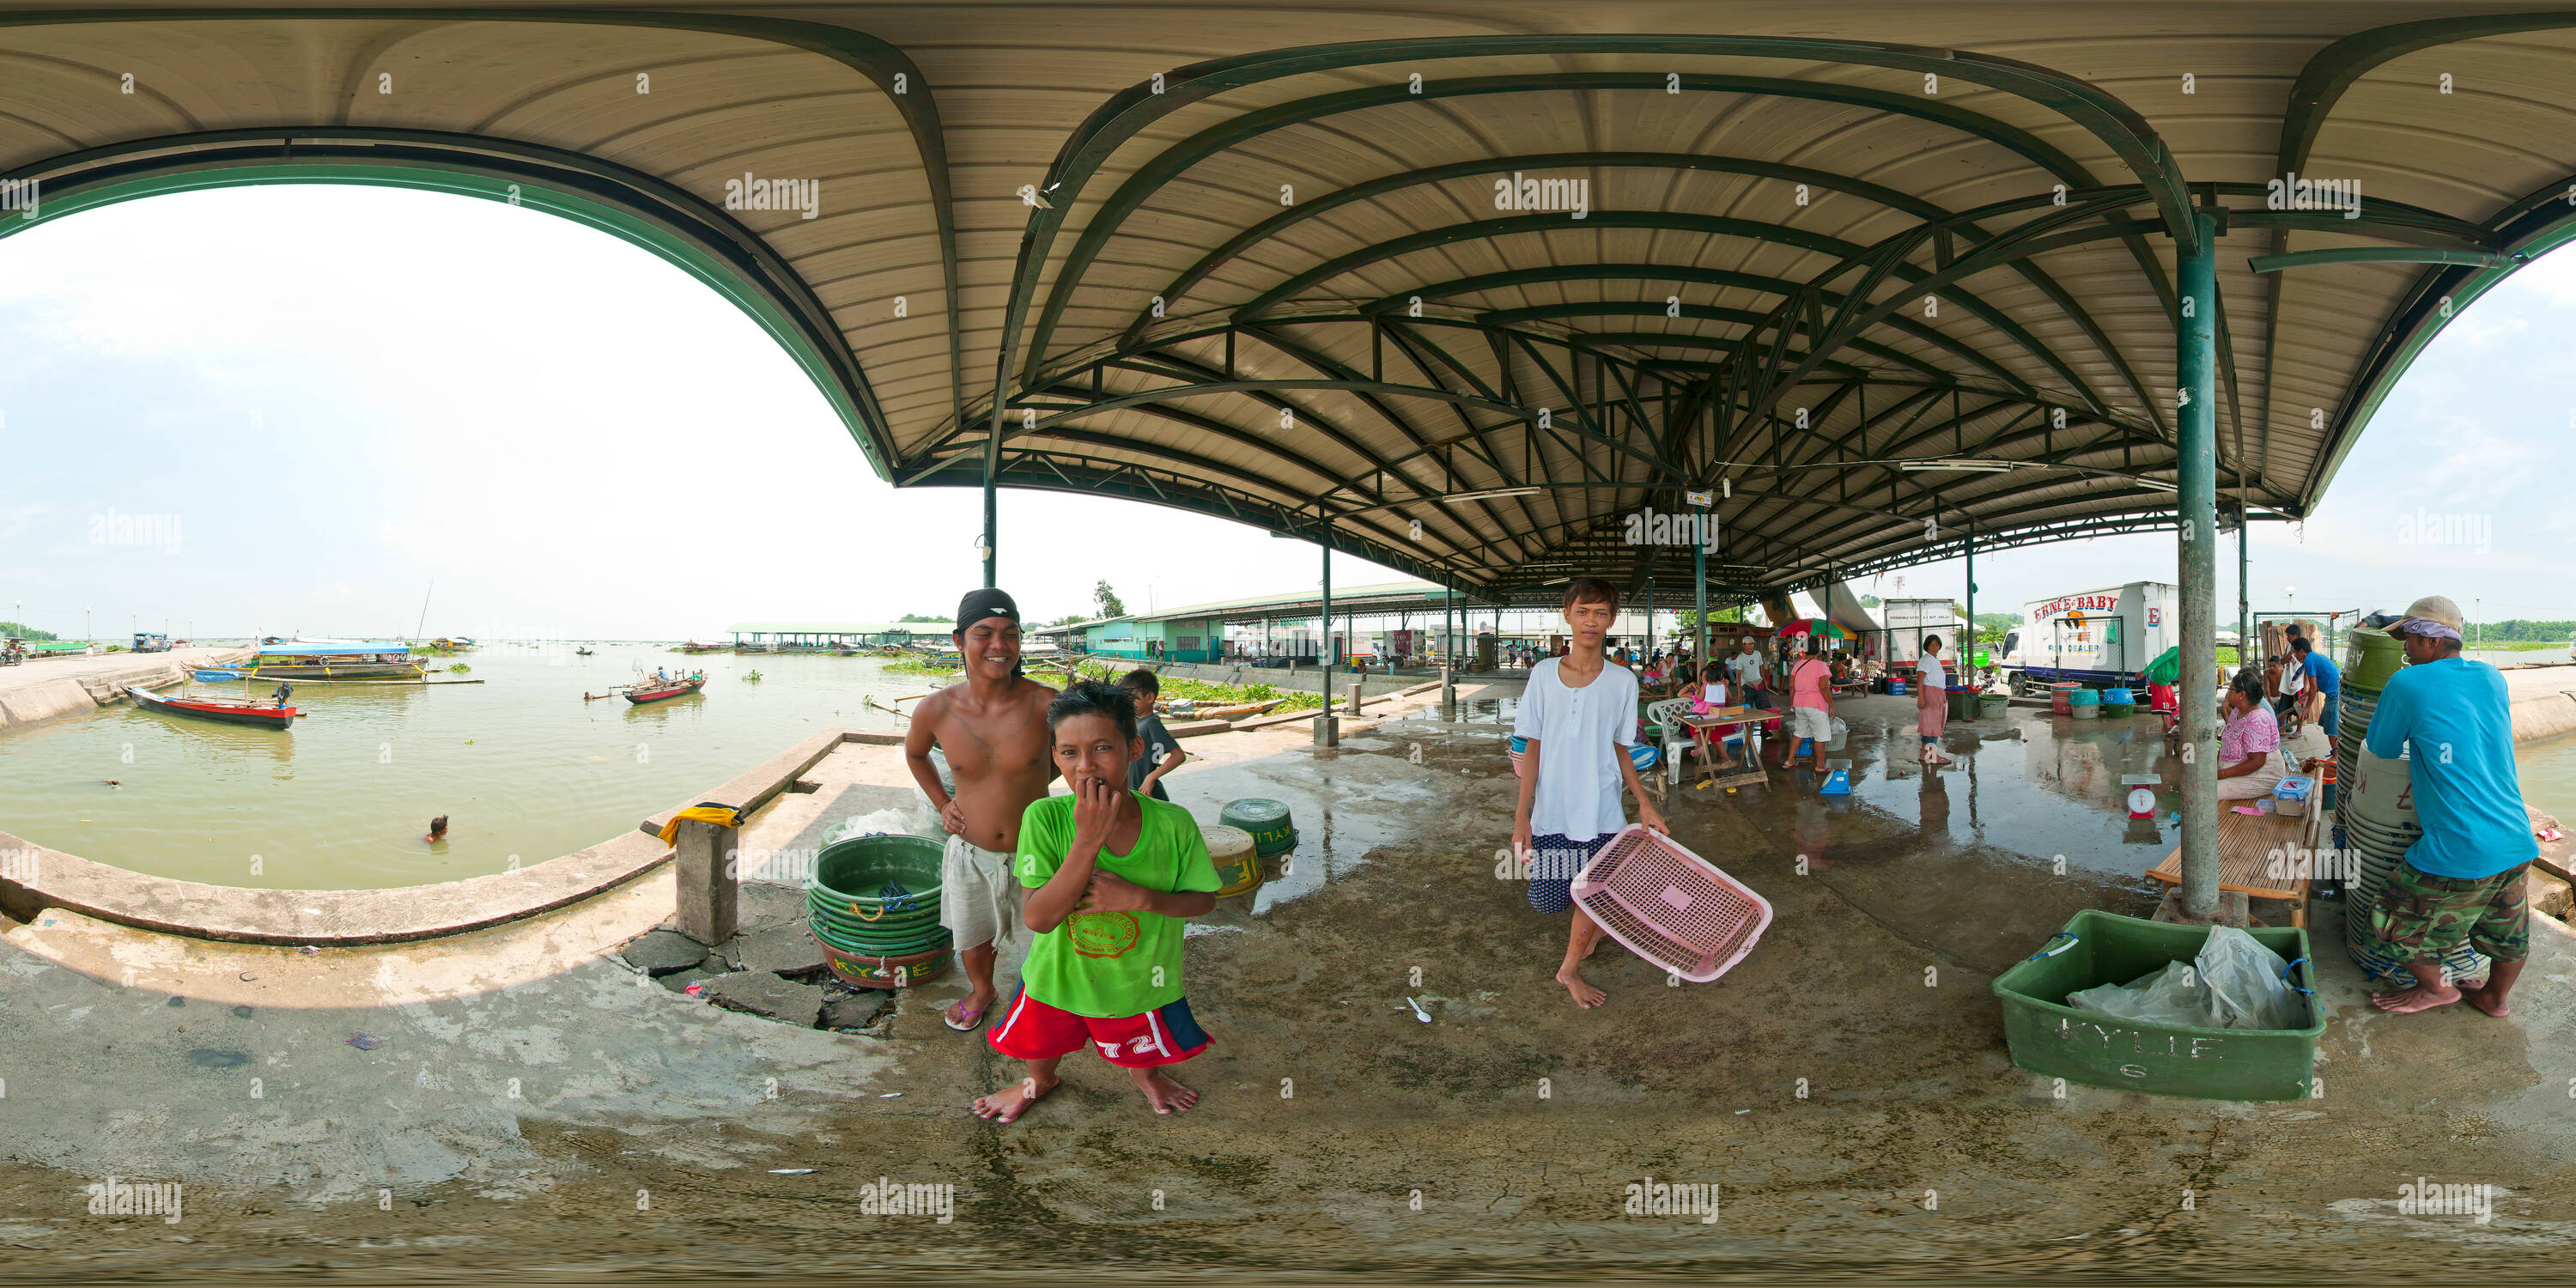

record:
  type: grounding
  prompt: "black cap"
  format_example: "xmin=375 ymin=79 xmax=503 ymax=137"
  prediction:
xmin=956 ymin=587 xmax=1021 ymax=635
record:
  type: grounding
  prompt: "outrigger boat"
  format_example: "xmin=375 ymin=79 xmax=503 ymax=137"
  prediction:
xmin=196 ymin=641 xmax=425 ymax=682
xmin=586 ymin=671 xmax=708 ymax=703
xmin=125 ymin=683 xmax=298 ymax=729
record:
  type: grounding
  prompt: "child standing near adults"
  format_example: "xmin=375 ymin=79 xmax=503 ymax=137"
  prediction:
xmin=1510 ymin=577 xmax=1668 ymax=1009
xmin=1118 ymin=668 xmax=1186 ymax=802
xmin=972 ymin=680 xmax=1222 ymax=1122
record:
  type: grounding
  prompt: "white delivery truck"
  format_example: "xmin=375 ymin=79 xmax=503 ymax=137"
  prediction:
xmin=1879 ymin=598 xmax=1966 ymax=665
xmin=1997 ymin=581 xmax=2181 ymax=696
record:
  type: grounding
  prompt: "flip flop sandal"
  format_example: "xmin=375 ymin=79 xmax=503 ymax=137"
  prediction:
xmin=943 ymin=1002 xmax=990 ymax=1032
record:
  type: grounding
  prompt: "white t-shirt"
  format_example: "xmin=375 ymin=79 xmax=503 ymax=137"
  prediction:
xmin=1512 ymin=656 xmax=1640 ymax=839
xmin=1917 ymin=651 xmax=1947 ymax=691
xmin=1728 ymin=648 xmax=1766 ymax=690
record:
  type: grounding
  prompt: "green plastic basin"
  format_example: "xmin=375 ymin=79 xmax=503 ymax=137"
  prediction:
xmin=811 ymin=834 xmax=945 ymax=908
xmin=1993 ymin=909 xmax=2321 ymax=1102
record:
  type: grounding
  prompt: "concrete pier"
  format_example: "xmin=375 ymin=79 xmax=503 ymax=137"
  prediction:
xmin=0 ymin=645 xmax=252 ymax=731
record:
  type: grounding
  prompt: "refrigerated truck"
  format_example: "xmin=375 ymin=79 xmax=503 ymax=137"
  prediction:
xmin=1996 ymin=581 xmax=2181 ymax=696
xmin=1879 ymin=598 xmax=1967 ymax=664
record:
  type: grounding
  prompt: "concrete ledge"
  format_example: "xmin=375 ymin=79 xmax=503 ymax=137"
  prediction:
xmin=641 ymin=727 xmax=879 ymax=836
xmin=0 ymin=726 xmax=912 ymax=946
xmin=0 ymin=827 xmax=671 ymax=946
xmin=0 ymin=647 xmax=252 ymax=732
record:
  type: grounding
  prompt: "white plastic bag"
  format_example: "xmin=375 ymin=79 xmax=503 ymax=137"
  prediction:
xmin=2067 ymin=960 xmax=2223 ymax=1028
xmin=2066 ymin=926 xmax=2301 ymax=1030
xmin=822 ymin=805 xmax=941 ymax=847
xmin=2196 ymin=924 xmax=2301 ymax=1030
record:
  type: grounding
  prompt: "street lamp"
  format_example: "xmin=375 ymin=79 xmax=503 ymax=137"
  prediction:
xmin=2476 ymin=598 xmax=2482 ymax=650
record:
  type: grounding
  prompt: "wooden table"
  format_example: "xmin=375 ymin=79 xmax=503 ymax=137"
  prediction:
xmin=1676 ymin=711 xmax=1774 ymax=791
xmin=2144 ymin=801 xmax=2325 ymax=927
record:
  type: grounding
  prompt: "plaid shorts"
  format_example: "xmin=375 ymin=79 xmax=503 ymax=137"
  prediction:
xmin=2371 ymin=860 xmax=2530 ymax=965
xmin=1525 ymin=832 xmax=1616 ymax=914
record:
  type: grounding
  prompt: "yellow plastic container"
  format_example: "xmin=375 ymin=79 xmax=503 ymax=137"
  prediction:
xmin=1206 ymin=823 xmax=1261 ymax=896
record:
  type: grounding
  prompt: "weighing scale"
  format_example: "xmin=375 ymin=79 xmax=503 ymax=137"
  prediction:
xmin=1820 ymin=758 xmax=1853 ymax=794
xmin=2121 ymin=773 xmax=2161 ymax=819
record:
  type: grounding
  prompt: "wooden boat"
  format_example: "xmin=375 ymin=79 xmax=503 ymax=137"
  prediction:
xmin=624 ymin=677 xmax=705 ymax=705
xmin=1165 ymin=697 xmax=1283 ymax=721
xmin=125 ymin=683 xmax=297 ymax=729
xmin=220 ymin=641 xmax=424 ymax=680
xmin=575 ymin=647 xmax=595 ymax=656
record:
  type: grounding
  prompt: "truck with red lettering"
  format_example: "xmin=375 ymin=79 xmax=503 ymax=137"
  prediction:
xmin=1996 ymin=581 xmax=2179 ymax=696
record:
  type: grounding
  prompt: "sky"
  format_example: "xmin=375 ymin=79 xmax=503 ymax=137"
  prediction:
xmin=3 ymin=184 xmax=2571 ymax=641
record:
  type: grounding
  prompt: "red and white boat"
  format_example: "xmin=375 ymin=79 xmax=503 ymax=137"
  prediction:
xmin=125 ymin=683 xmax=298 ymax=730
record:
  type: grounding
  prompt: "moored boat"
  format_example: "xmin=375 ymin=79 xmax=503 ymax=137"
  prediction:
xmin=625 ymin=677 xmax=706 ymax=704
xmin=125 ymin=683 xmax=298 ymax=729
xmin=223 ymin=641 xmax=425 ymax=681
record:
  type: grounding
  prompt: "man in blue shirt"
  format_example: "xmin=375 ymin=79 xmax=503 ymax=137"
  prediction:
xmin=2292 ymin=633 xmax=2341 ymax=739
xmin=2361 ymin=596 xmax=2538 ymax=1017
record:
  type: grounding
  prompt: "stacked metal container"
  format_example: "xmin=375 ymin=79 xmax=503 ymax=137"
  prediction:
xmin=2333 ymin=631 xmax=2488 ymax=983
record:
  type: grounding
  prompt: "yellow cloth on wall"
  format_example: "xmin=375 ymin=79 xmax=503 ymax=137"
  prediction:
xmin=656 ymin=804 xmax=745 ymax=845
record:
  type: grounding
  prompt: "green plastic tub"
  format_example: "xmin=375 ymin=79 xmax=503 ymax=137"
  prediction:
xmin=1221 ymin=798 xmax=1297 ymax=856
xmin=811 ymin=918 xmax=952 ymax=957
xmin=810 ymin=902 xmax=943 ymax=938
xmin=1992 ymin=909 xmax=2323 ymax=1102
xmin=811 ymin=834 xmax=945 ymax=907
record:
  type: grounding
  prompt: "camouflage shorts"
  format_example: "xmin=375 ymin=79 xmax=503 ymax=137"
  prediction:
xmin=2370 ymin=860 xmax=2530 ymax=965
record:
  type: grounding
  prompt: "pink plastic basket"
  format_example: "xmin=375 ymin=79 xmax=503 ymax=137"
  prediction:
xmin=1571 ymin=825 xmax=1773 ymax=982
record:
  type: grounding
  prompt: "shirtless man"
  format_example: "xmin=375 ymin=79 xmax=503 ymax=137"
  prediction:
xmin=905 ymin=588 xmax=1058 ymax=1032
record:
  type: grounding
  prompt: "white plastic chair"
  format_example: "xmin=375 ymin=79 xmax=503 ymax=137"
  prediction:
xmin=1643 ymin=697 xmax=1692 ymax=786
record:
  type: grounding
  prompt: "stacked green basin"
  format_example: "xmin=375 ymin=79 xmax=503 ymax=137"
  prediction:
xmin=807 ymin=834 xmax=952 ymax=958
xmin=2330 ymin=633 xmax=2485 ymax=983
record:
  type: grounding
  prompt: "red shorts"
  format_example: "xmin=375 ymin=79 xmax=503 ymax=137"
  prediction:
xmin=987 ymin=988 xmax=1211 ymax=1068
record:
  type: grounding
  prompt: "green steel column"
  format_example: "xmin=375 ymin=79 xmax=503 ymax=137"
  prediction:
xmin=1644 ymin=576 xmax=1655 ymax=662
xmin=1693 ymin=496 xmax=1710 ymax=668
xmin=1964 ymin=524 xmax=1974 ymax=670
xmin=981 ymin=419 xmax=999 ymax=587
xmin=1320 ymin=529 xmax=1333 ymax=677
xmin=2237 ymin=504 xmax=2251 ymax=662
xmin=2177 ymin=209 xmax=2222 ymax=918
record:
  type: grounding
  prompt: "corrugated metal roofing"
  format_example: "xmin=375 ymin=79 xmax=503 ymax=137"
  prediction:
xmin=7 ymin=3 xmax=2568 ymax=603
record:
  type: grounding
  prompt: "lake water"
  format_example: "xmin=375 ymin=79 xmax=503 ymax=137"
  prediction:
xmin=0 ymin=647 xmax=920 ymax=890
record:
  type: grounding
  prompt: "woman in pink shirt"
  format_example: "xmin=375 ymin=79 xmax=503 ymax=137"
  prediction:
xmin=1786 ymin=641 xmax=1833 ymax=772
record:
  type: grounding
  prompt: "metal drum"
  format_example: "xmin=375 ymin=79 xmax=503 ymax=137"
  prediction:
xmin=1206 ymin=823 xmax=1261 ymax=896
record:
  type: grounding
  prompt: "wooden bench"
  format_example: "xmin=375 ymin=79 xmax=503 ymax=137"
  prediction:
xmin=2144 ymin=802 xmax=2325 ymax=927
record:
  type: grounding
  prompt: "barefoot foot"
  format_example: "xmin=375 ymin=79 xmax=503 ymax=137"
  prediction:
xmin=970 ymin=1072 xmax=1058 ymax=1122
xmin=1557 ymin=968 xmax=1607 ymax=1008
xmin=1129 ymin=1066 xmax=1200 ymax=1115
xmin=2369 ymin=982 xmax=2461 ymax=1014
xmin=2458 ymin=981 xmax=2512 ymax=1018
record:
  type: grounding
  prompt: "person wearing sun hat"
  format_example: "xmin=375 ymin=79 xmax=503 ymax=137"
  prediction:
xmin=2360 ymin=594 xmax=2538 ymax=1018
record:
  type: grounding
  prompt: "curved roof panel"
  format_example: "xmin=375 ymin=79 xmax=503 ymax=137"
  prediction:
xmin=2 ymin=4 xmax=2567 ymax=604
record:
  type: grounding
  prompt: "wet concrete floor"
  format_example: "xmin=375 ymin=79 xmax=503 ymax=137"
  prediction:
xmin=0 ymin=690 xmax=2571 ymax=1280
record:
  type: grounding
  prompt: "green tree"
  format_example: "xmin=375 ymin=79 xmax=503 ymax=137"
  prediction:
xmin=1093 ymin=580 xmax=1127 ymax=618
xmin=1973 ymin=612 xmax=2020 ymax=631
xmin=0 ymin=621 xmax=57 ymax=641
xmin=1858 ymin=594 xmax=1881 ymax=608
xmin=896 ymin=612 xmax=945 ymax=623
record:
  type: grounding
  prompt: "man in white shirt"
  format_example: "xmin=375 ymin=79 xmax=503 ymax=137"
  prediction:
xmin=1728 ymin=635 xmax=1770 ymax=709
xmin=1511 ymin=577 xmax=1668 ymax=1009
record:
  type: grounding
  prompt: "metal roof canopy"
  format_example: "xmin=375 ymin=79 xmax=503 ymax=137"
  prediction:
xmin=3 ymin=6 xmax=2573 ymax=605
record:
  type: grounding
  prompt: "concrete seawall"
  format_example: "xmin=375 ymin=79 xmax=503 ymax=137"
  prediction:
xmin=0 ymin=647 xmax=253 ymax=731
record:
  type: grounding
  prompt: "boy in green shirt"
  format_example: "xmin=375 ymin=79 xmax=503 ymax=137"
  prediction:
xmin=971 ymin=680 xmax=1221 ymax=1122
